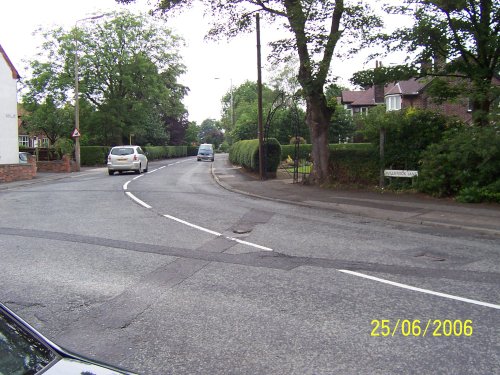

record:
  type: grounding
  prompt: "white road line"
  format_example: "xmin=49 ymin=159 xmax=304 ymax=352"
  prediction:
xmin=125 ymin=192 xmax=152 ymax=209
xmin=338 ymin=269 xmax=500 ymax=310
xmin=123 ymin=181 xmax=130 ymax=190
xmin=227 ymin=237 xmax=273 ymax=251
xmin=163 ymin=214 xmax=273 ymax=251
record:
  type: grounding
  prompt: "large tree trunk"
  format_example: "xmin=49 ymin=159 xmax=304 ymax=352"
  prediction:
xmin=305 ymin=91 xmax=332 ymax=185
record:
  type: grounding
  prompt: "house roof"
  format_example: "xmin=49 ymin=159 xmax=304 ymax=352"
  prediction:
xmin=385 ymin=78 xmax=426 ymax=96
xmin=342 ymin=78 xmax=430 ymax=106
xmin=0 ymin=43 xmax=20 ymax=79
xmin=341 ymin=87 xmax=378 ymax=106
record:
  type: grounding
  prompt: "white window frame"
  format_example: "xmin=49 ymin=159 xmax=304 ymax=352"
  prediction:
xmin=386 ymin=95 xmax=402 ymax=111
xmin=19 ymin=135 xmax=29 ymax=147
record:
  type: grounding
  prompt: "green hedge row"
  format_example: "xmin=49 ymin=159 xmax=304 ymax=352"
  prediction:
xmin=329 ymin=145 xmax=379 ymax=185
xmin=280 ymin=143 xmax=373 ymax=161
xmin=229 ymin=138 xmax=282 ymax=174
xmin=81 ymin=146 xmax=111 ymax=166
xmin=80 ymin=145 xmax=188 ymax=166
xmin=143 ymin=146 xmax=187 ymax=160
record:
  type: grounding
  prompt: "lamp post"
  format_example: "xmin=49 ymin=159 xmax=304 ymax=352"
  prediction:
xmin=74 ymin=14 xmax=109 ymax=170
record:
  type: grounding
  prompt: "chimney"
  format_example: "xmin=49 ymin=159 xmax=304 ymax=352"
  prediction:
xmin=374 ymin=60 xmax=384 ymax=104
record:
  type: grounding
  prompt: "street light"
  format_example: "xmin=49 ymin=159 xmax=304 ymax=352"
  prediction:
xmin=74 ymin=13 xmax=110 ymax=170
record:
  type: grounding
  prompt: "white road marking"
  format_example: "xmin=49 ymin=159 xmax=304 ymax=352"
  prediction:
xmin=226 ymin=237 xmax=273 ymax=251
xmin=125 ymin=192 xmax=152 ymax=209
xmin=163 ymin=214 xmax=221 ymax=236
xmin=163 ymin=214 xmax=273 ymax=251
xmin=339 ymin=269 xmax=500 ymax=310
xmin=123 ymin=181 xmax=130 ymax=190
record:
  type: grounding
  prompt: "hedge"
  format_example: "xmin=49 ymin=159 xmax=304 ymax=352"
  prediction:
xmin=281 ymin=143 xmax=373 ymax=161
xmin=80 ymin=145 xmax=187 ymax=166
xmin=229 ymin=138 xmax=282 ymax=174
xmin=81 ymin=146 xmax=111 ymax=166
xmin=143 ymin=146 xmax=187 ymax=160
xmin=328 ymin=144 xmax=378 ymax=185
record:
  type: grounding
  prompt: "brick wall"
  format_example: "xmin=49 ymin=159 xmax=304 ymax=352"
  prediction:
xmin=0 ymin=155 xmax=37 ymax=183
xmin=37 ymin=155 xmax=79 ymax=173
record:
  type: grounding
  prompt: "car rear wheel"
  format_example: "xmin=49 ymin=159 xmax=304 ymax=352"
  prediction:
xmin=136 ymin=164 xmax=141 ymax=174
xmin=144 ymin=162 xmax=148 ymax=173
xmin=108 ymin=170 xmax=114 ymax=175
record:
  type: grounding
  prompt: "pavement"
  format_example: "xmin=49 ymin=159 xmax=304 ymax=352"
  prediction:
xmin=1 ymin=155 xmax=499 ymax=236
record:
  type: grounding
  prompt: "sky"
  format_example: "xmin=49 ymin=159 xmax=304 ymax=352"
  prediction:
xmin=0 ymin=0 xmax=406 ymax=124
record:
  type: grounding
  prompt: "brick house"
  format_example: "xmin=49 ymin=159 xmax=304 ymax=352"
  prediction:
xmin=341 ymin=77 xmax=473 ymax=123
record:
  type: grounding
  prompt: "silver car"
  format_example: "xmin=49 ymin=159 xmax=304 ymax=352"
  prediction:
xmin=107 ymin=146 xmax=148 ymax=175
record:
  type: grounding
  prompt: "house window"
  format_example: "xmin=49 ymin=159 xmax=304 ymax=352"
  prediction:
xmin=360 ymin=107 xmax=369 ymax=115
xmin=386 ymin=95 xmax=402 ymax=111
xmin=19 ymin=135 xmax=29 ymax=147
xmin=40 ymin=138 xmax=49 ymax=147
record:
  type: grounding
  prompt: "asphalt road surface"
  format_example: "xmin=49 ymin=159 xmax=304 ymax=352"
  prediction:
xmin=0 ymin=156 xmax=499 ymax=374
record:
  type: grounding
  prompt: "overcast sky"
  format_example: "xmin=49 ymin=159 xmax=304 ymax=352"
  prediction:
xmin=0 ymin=0 xmax=406 ymax=124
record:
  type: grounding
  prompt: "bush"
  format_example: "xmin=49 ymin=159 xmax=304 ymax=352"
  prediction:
xmin=328 ymin=144 xmax=379 ymax=185
xmin=143 ymin=146 xmax=187 ymax=160
xmin=360 ymin=106 xmax=462 ymax=170
xmin=229 ymin=138 xmax=282 ymax=175
xmin=81 ymin=146 xmax=110 ymax=166
xmin=280 ymin=144 xmax=312 ymax=161
xmin=416 ymin=126 xmax=500 ymax=201
xmin=187 ymin=146 xmax=198 ymax=156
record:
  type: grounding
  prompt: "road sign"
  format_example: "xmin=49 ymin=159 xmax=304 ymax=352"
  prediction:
xmin=72 ymin=128 xmax=81 ymax=138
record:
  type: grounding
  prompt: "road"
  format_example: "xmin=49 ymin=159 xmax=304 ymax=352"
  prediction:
xmin=0 ymin=156 xmax=499 ymax=374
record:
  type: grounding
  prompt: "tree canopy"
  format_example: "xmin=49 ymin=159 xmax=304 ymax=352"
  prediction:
xmin=378 ymin=0 xmax=499 ymax=126
xmin=22 ymin=11 xmax=188 ymax=146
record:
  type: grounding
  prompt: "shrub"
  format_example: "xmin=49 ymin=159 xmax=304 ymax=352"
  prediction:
xmin=81 ymin=146 xmax=110 ymax=166
xmin=143 ymin=146 xmax=187 ymax=160
xmin=328 ymin=144 xmax=378 ymax=185
xmin=229 ymin=138 xmax=281 ymax=175
xmin=360 ymin=106 xmax=462 ymax=169
xmin=416 ymin=126 xmax=500 ymax=200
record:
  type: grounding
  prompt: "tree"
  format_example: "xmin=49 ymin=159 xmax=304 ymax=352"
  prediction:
xmin=22 ymin=96 xmax=73 ymax=144
xmin=116 ymin=0 xmax=383 ymax=184
xmin=324 ymin=83 xmax=354 ymax=143
xmin=198 ymin=119 xmax=224 ymax=147
xmin=379 ymin=0 xmax=499 ymax=126
xmin=22 ymin=11 xmax=187 ymax=146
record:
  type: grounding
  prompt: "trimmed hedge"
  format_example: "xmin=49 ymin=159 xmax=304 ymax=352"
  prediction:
xmin=328 ymin=144 xmax=378 ymax=185
xmin=143 ymin=145 xmax=187 ymax=160
xmin=81 ymin=146 xmax=111 ymax=166
xmin=80 ymin=145 xmax=188 ymax=166
xmin=281 ymin=143 xmax=373 ymax=161
xmin=187 ymin=146 xmax=198 ymax=156
xmin=229 ymin=138 xmax=282 ymax=174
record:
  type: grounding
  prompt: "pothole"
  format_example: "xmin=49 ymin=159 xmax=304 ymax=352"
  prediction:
xmin=233 ymin=228 xmax=252 ymax=234
xmin=413 ymin=252 xmax=446 ymax=261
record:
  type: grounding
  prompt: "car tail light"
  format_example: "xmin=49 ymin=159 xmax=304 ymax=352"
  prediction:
xmin=133 ymin=155 xmax=138 ymax=161
xmin=108 ymin=155 xmax=111 ymax=162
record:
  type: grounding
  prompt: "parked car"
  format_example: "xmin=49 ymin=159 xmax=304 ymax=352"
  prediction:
xmin=197 ymin=143 xmax=214 ymax=162
xmin=107 ymin=146 xmax=148 ymax=175
xmin=19 ymin=151 xmax=31 ymax=164
xmin=0 ymin=302 xmax=137 ymax=375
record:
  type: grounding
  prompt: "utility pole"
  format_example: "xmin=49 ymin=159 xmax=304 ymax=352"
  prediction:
xmin=256 ymin=13 xmax=264 ymax=180
xmin=74 ymin=13 xmax=109 ymax=171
